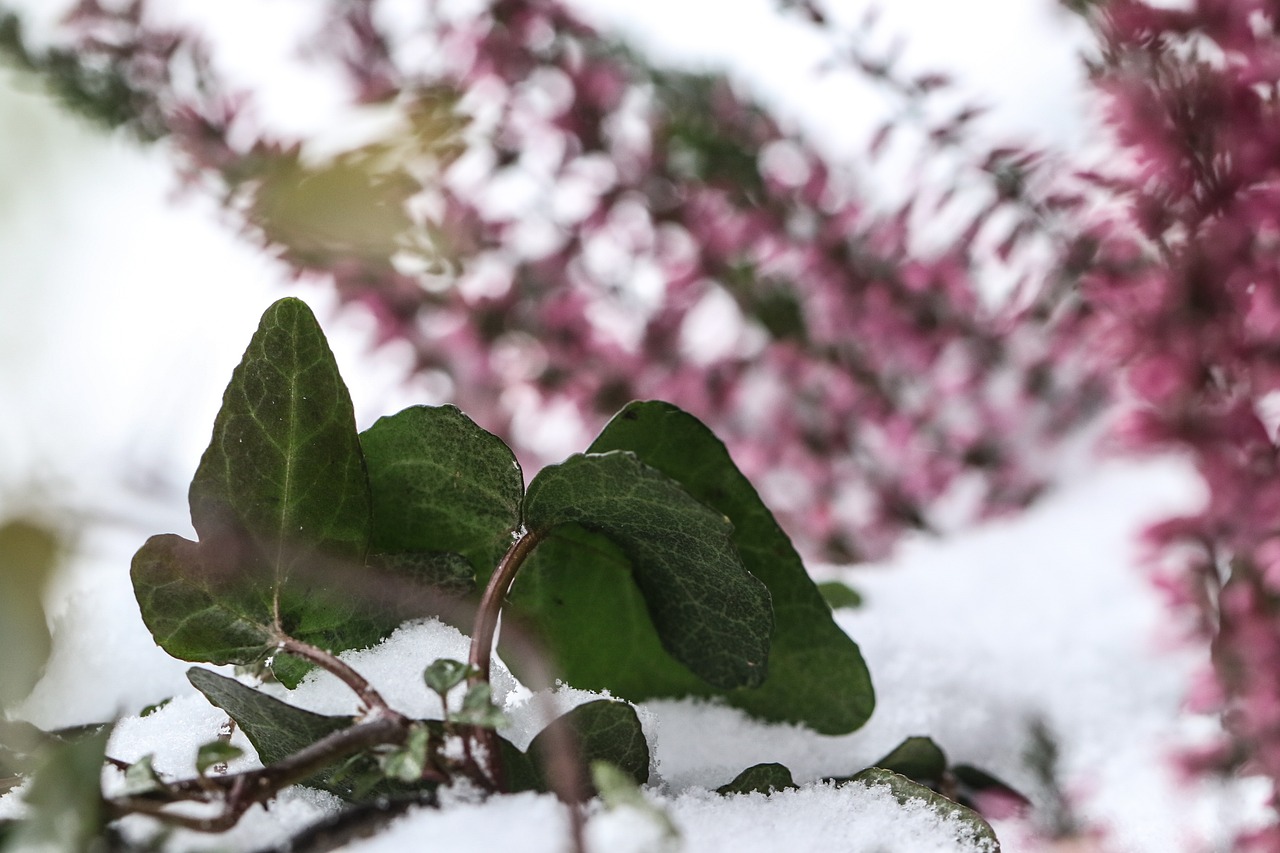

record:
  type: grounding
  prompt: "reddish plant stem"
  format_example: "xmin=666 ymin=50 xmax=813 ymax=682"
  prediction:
xmin=465 ymin=529 xmax=544 ymax=791
xmin=105 ymin=716 xmax=408 ymax=832
xmin=275 ymin=633 xmax=402 ymax=721
xmin=468 ymin=530 xmax=544 ymax=684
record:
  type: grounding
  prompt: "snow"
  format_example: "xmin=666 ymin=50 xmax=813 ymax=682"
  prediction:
xmin=2 ymin=447 xmax=1253 ymax=851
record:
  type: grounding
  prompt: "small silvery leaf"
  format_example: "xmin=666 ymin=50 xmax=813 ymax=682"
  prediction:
xmin=195 ymin=740 xmax=244 ymax=776
xmin=123 ymin=754 xmax=163 ymax=796
xmin=423 ymin=659 xmax=475 ymax=697
xmin=454 ymin=684 xmax=506 ymax=728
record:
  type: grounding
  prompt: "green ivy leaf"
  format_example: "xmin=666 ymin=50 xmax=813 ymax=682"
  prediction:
xmin=5 ymin=724 xmax=110 ymax=852
xmin=519 ymin=451 xmax=772 ymax=690
xmin=517 ymin=401 xmax=872 ymax=733
xmin=848 ymin=768 xmax=1001 ymax=852
xmin=132 ymin=299 xmax=396 ymax=687
xmin=360 ymin=405 xmax=523 ymax=579
xmin=509 ymin=700 xmax=650 ymax=800
xmin=716 ymin=762 xmax=797 ymax=795
xmin=379 ymin=724 xmax=431 ymax=783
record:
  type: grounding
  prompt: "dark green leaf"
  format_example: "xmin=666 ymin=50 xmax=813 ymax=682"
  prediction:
xmin=188 ymin=668 xmax=349 ymax=763
xmin=196 ymin=741 xmax=244 ymax=776
xmin=5 ymin=724 xmax=110 ymax=852
xmin=538 ymin=401 xmax=873 ymax=733
xmin=716 ymin=762 xmax=797 ymax=795
xmin=187 ymin=668 xmax=443 ymax=803
xmin=520 ymin=451 xmax=772 ymax=690
xmin=190 ymin=296 xmax=370 ymax=575
xmin=848 ymin=768 xmax=1001 ymax=852
xmin=815 ymin=580 xmax=863 ymax=610
xmin=361 ymin=405 xmax=522 ymax=578
xmin=512 ymin=700 xmax=650 ymax=800
xmin=875 ymin=736 xmax=949 ymax=787
xmin=132 ymin=299 xmax=403 ymax=687
xmin=368 ymin=550 xmax=475 ymax=598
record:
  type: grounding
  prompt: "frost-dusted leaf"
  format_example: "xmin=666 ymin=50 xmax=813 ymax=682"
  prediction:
xmin=849 ymin=767 xmax=1001 ymax=852
xmin=361 ymin=405 xmax=522 ymax=578
xmin=716 ymin=762 xmax=796 ymax=795
xmin=454 ymin=683 xmax=506 ymax=728
xmin=585 ymin=401 xmax=874 ymax=734
xmin=875 ymin=736 xmax=948 ymax=787
xmin=132 ymin=299 xmax=401 ymax=686
xmin=520 ymin=452 xmax=772 ymax=690
xmin=510 ymin=700 xmax=650 ymax=800
xmin=6 ymin=724 xmax=109 ymax=852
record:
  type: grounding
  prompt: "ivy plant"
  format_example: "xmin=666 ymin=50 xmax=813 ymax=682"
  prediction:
xmin=1 ymin=298 xmax=1010 ymax=849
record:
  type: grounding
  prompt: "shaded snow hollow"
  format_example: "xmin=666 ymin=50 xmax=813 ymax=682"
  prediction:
xmin=1 ymin=455 xmax=1258 ymax=851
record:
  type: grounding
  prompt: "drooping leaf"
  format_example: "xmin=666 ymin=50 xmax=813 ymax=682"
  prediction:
xmin=509 ymin=700 xmax=650 ymax=800
xmin=519 ymin=451 xmax=772 ymax=690
xmin=123 ymin=754 xmax=163 ymax=795
xmin=848 ymin=768 xmax=1001 ymax=852
xmin=716 ymin=762 xmax=797 ymax=795
xmin=360 ymin=405 xmax=523 ymax=579
xmin=132 ymin=298 xmax=396 ymax=687
xmin=454 ymin=683 xmax=506 ymax=728
xmin=518 ymin=401 xmax=872 ymax=733
xmin=188 ymin=668 xmax=350 ymax=766
xmin=5 ymin=724 xmax=110 ymax=852
xmin=187 ymin=668 xmax=441 ymax=803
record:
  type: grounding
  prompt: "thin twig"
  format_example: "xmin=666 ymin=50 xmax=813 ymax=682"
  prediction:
xmin=274 ymin=633 xmax=402 ymax=721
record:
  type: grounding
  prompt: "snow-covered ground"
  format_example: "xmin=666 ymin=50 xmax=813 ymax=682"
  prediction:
xmin=0 ymin=2 xmax=1264 ymax=850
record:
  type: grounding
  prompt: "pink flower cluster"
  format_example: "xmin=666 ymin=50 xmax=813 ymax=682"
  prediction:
xmin=1081 ymin=0 xmax=1280 ymax=830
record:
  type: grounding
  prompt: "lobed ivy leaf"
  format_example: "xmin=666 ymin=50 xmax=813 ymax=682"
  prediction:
xmin=132 ymin=299 xmax=395 ymax=687
xmin=360 ymin=405 xmax=523 ymax=581
xmin=848 ymin=767 xmax=1001 ymax=852
xmin=519 ymin=452 xmax=772 ymax=690
xmin=506 ymin=700 xmax=650 ymax=800
xmin=716 ymin=762 xmax=797 ymax=795
xmin=510 ymin=401 xmax=872 ymax=733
